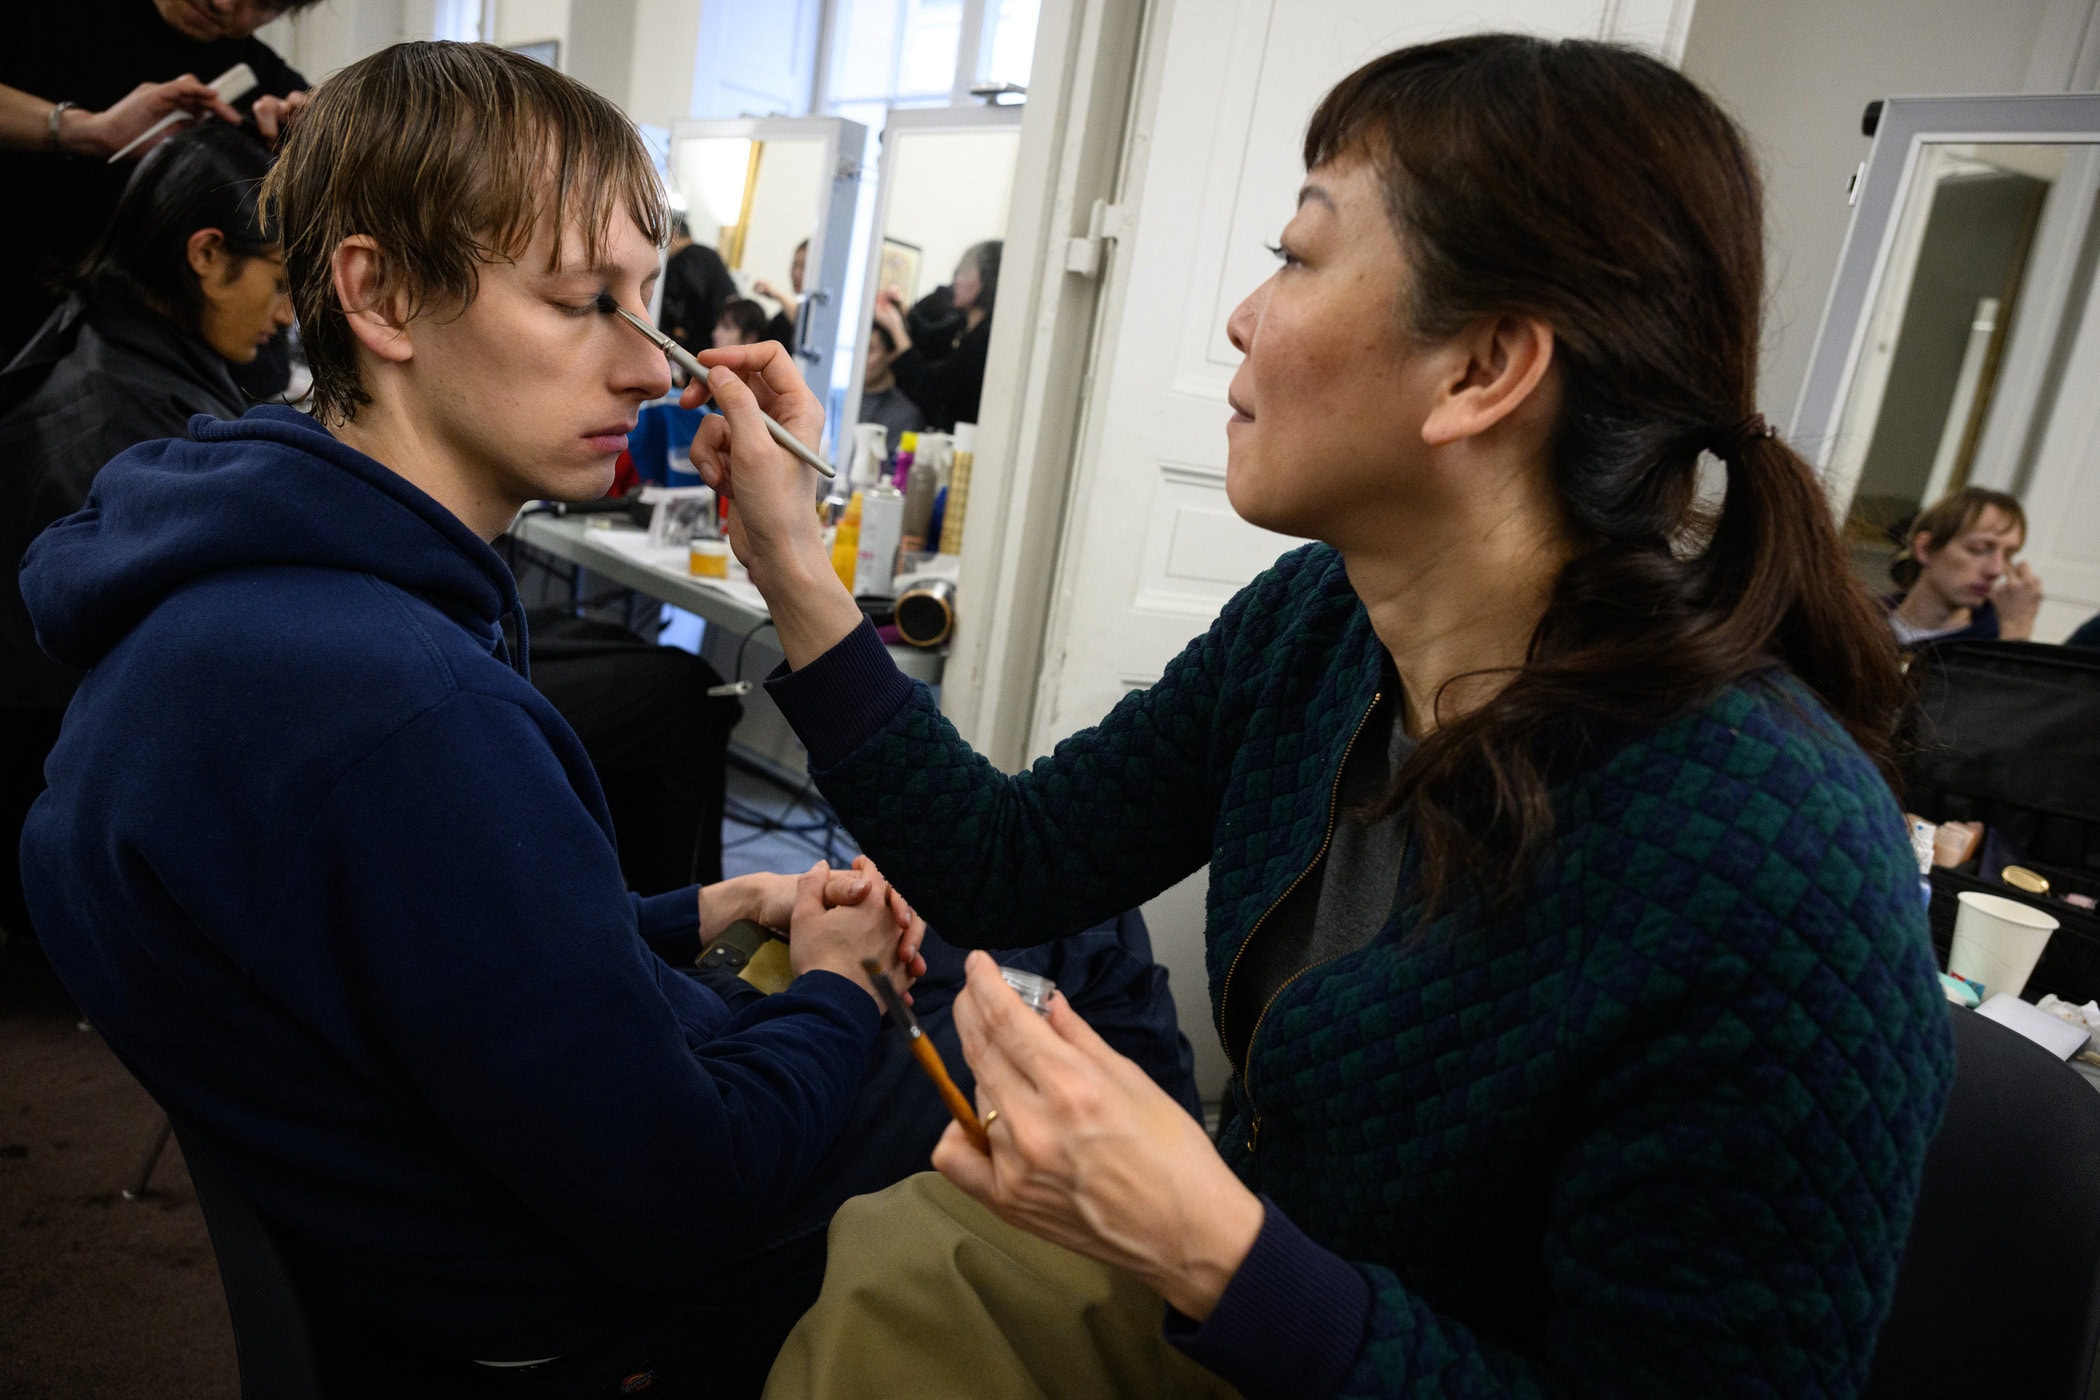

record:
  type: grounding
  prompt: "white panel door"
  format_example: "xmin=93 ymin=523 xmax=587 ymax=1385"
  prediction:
xmin=2014 ymin=261 xmax=2100 ymax=643
xmin=1033 ymin=0 xmax=1691 ymax=1099
xmin=690 ymin=0 xmax=822 ymax=117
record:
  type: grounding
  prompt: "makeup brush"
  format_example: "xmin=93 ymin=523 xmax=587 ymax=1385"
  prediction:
xmin=597 ymin=297 xmax=835 ymax=479
xmin=861 ymin=957 xmax=988 ymax=1152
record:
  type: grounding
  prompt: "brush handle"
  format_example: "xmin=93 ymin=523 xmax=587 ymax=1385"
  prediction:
xmin=908 ymin=1034 xmax=989 ymax=1152
xmin=651 ymin=326 xmax=836 ymax=480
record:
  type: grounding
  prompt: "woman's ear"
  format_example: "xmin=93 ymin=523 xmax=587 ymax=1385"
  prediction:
xmin=186 ymin=228 xmax=229 ymax=281
xmin=331 ymin=233 xmax=414 ymax=367
xmin=1420 ymin=313 xmax=1557 ymax=449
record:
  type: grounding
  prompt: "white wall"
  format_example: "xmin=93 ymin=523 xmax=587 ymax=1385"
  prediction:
xmin=737 ymin=137 xmax=827 ymax=288
xmin=1678 ymin=0 xmax=2070 ymax=421
xmin=627 ymin=0 xmax=707 ymax=128
xmin=879 ymin=127 xmax=1021 ymax=304
xmin=257 ymin=0 xmax=420 ymax=82
xmin=494 ymin=0 xmax=571 ymax=50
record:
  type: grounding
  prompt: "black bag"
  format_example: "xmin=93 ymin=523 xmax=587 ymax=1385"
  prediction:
xmin=1899 ymin=640 xmax=2100 ymax=1002
xmin=528 ymin=610 xmax=742 ymax=891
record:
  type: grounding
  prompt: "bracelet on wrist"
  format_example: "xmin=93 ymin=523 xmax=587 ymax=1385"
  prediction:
xmin=47 ymin=101 xmax=79 ymax=154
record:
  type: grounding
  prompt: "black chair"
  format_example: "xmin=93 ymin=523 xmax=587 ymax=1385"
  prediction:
xmin=1864 ymin=1006 xmax=2100 ymax=1399
xmin=171 ymin=1120 xmax=330 ymax=1400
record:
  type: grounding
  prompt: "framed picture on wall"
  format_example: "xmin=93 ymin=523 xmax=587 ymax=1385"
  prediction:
xmin=877 ymin=238 xmax=922 ymax=308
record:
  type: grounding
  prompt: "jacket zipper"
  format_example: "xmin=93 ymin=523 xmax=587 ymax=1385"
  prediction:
xmin=1217 ymin=689 xmax=1383 ymax=1152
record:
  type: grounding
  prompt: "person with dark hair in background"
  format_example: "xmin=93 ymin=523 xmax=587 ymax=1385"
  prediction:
xmin=714 ymin=296 xmax=773 ymax=349
xmin=0 ymin=121 xmax=289 ymax=946
xmin=1885 ymin=485 xmax=2043 ymax=650
xmin=697 ymin=34 xmax=1952 ymax=1398
xmin=657 ymin=215 xmax=736 ymax=355
xmin=874 ymin=239 xmax=1000 ymax=432
xmin=856 ymin=319 xmax=924 ymax=444
xmin=0 ymin=0 xmax=314 ymax=367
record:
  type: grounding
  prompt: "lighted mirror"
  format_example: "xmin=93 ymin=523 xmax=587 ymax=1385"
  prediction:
xmin=667 ymin=116 xmax=866 ymax=450
xmin=840 ymin=104 xmax=1023 ymax=449
xmin=1794 ymin=94 xmax=2100 ymax=638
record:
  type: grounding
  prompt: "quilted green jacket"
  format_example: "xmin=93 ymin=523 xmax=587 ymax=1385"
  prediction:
xmin=767 ymin=542 xmax=1955 ymax=1398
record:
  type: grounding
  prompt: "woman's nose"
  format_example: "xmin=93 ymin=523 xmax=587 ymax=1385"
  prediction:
xmin=1225 ymin=279 xmax=1268 ymax=355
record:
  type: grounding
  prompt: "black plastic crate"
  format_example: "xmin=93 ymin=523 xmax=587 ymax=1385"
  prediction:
xmin=1927 ymin=865 xmax=2100 ymax=1004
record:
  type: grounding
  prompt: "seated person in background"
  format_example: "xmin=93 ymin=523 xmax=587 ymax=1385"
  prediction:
xmin=714 ymin=295 xmax=771 ymax=350
xmin=755 ymin=237 xmax=807 ymax=350
xmin=656 ymin=214 xmax=735 ymax=355
xmin=0 ymin=121 xmax=289 ymax=946
xmin=856 ymin=318 xmax=924 ymax=443
xmin=874 ymin=239 xmax=999 ymax=432
xmin=18 ymin=43 xmax=932 ymax=1397
xmin=696 ymin=33 xmax=1953 ymax=1397
xmin=1886 ymin=485 xmax=2042 ymax=649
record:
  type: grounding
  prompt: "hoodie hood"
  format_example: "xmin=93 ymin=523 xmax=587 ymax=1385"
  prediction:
xmin=21 ymin=405 xmax=528 ymax=675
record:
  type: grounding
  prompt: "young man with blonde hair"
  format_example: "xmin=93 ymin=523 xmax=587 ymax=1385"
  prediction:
xmin=20 ymin=43 xmax=927 ymax=1396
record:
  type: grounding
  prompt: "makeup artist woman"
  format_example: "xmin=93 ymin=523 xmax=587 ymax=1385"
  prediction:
xmin=693 ymin=36 xmax=1953 ymax=1398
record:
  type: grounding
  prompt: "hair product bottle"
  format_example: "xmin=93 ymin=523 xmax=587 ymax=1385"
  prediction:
xmin=939 ymin=423 xmax=976 ymax=555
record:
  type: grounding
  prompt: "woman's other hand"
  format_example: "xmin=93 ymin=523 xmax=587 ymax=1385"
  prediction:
xmin=932 ymin=950 xmax=1265 ymax=1321
xmin=1997 ymin=560 xmax=2043 ymax=640
xmin=684 ymin=341 xmax=862 ymax=666
xmin=250 ymin=90 xmax=310 ymax=146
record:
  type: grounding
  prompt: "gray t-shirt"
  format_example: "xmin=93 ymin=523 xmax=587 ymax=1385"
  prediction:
xmin=1225 ymin=680 xmax=1415 ymax=1064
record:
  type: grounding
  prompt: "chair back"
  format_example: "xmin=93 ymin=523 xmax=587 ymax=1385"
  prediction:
xmin=172 ymin=1121 xmax=328 ymax=1400
xmin=1864 ymin=1006 xmax=2100 ymax=1399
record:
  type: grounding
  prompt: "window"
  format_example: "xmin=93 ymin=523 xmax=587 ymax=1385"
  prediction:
xmin=820 ymin=0 xmax=1041 ymax=118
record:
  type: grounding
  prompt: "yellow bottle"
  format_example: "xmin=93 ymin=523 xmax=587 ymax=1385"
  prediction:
xmin=829 ymin=491 xmax=863 ymax=590
xmin=939 ymin=422 xmax=975 ymax=555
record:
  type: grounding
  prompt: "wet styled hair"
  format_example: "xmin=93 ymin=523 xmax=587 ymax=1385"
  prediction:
xmin=1316 ymin=36 xmax=1908 ymax=908
xmin=716 ymin=297 xmax=770 ymax=344
xmin=1890 ymin=486 xmax=2027 ymax=589
xmin=74 ymin=122 xmax=276 ymax=335
xmin=262 ymin=41 xmax=668 ymax=423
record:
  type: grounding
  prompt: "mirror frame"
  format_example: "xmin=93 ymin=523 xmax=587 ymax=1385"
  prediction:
xmin=1792 ymin=93 xmax=2100 ymax=516
xmin=668 ymin=114 xmax=867 ymax=452
xmin=837 ymin=102 xmax=1026 ymax=446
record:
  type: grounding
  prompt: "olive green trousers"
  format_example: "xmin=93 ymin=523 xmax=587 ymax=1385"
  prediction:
xmin=762 ymin=1173 xmax=1242 ymax=1400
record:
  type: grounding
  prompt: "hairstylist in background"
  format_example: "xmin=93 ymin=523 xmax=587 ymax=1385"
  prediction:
xmin=697 ymin=35 xmax=1952 ymax=1397
xmin=0 ymin=122 xmax=288 ymax=946
xmin=873 ymin=240 xmax=999 ymax=432
xmin=0 ymin=0 xmax=312 ymax=366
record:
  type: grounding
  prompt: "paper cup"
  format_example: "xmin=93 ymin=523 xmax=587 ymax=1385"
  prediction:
xmin=1948 ymin=891 xmax=2059 ymax=999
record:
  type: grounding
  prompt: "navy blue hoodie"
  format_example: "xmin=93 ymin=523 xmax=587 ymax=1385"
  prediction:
xmin=18 ymin=406 xmax=879 ymax=1359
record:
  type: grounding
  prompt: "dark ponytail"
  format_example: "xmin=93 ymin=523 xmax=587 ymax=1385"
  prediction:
xmin=1309 ymin=37 xmax=1907 ymax=908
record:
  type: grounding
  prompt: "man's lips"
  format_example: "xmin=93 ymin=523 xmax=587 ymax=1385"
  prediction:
xmin=1227 ymin=394 xmax=1253 ymax=423
xmin=584 ymin=424 xmax=635 ymax=453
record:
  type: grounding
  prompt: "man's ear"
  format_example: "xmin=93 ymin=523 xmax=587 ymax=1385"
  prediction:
xmin=1419 ymin=313 xmax=1557 ymax=448
xmin=186 ymin=228 xmax=228 ymax=281
xmin=331 ymin=234 xmax=414 ymax=366
xmin=1911 ymin=531 xmax=1940 ymax=566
